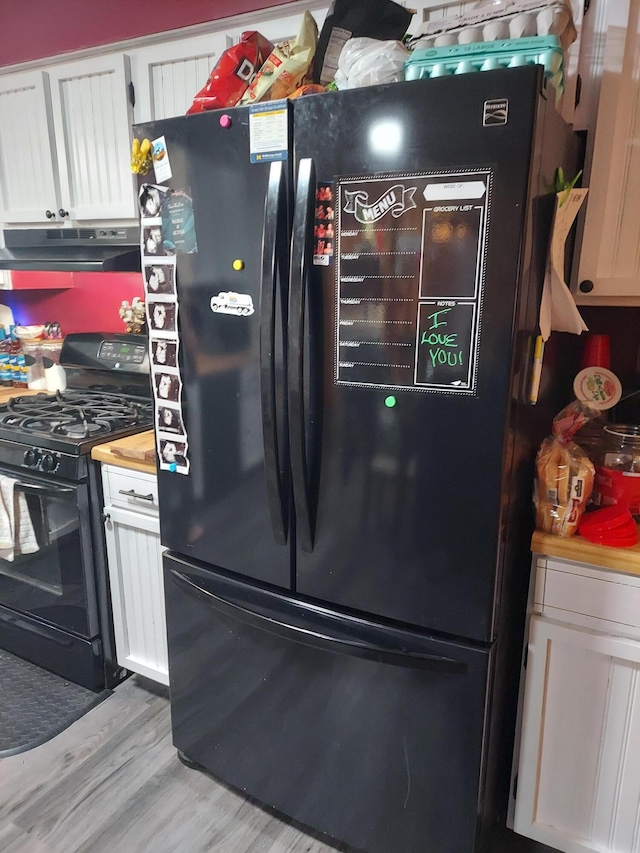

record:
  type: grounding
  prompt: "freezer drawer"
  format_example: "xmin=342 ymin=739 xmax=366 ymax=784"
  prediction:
xmin=165 ymin=553 xmax=492 ymax=853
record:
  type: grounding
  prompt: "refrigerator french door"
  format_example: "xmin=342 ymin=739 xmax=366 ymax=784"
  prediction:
xmin=138 ymin=66 xmax=577 ymax=853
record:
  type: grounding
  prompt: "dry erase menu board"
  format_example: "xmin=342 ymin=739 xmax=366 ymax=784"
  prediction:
xmin=335 ymin=170 xmax=491 ymax=394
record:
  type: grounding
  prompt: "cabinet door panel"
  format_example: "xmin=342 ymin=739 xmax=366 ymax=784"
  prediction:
xmin=48 ymin=55 xmax=136 ymax=220
xmin=576 ymin=0 xmax=640 ymax=303
xmin=0 ymin=70 xmax=59 ymax=224
xmin=104 ymin=504 xmax=168 ymax=685
xmin=515 ymin=616 xmax=640 ymax=853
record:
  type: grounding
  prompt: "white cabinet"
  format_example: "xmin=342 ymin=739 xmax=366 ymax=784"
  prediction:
xmin=574 ymin=0 xmax=640 ymax=304
xmin=47 ymin=55 xmax=137 ymax=221
xmin=514 ymin=557 xmax=640 ymax=852
xmin=102 ymin=465 xmax=168 ymax=686
xmin=0 ymin=55 xmax=136 ymax=224
xmin=0 ymin=70 xmax=60 ymax=224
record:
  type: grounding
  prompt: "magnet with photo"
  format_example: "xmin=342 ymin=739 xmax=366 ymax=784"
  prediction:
xmin=313 ymin=181 xmax=334 ymax=266
xmin=157 ymin=403 xmax=185 ymax=435
xmin=139 ymin=183 xmax=170 ymax=219
xmin=142 ymin=224 xmax=169 ymax=256
xmin=154 ymin=370 xmax=181 ymax=403
xmin=148 ymin=300 xmax=177 ymax=334
xmin=151 ymin=338 xmax=178 ymax=368
xmin=158 ymin=437 xmax=189 ymax=473
xmin=144 ymin=262 xmax=176 ymax=296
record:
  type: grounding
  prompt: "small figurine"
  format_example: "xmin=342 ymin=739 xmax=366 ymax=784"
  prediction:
xmin=119 ymin=297 xmax=146 ymax=334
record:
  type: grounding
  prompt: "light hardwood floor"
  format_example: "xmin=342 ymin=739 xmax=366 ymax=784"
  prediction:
xmin=0 ymin=676 xmax=555 ymax=853
xmin=0 ymin=676 xmax=343 ymax=853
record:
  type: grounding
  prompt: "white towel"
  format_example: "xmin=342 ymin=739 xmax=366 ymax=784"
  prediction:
xmin=0 ymin=476 xmax=40 ymax=562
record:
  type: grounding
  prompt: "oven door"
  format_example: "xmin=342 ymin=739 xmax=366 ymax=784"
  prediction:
xmin=0 ymin=467 xmax=96 ymax=638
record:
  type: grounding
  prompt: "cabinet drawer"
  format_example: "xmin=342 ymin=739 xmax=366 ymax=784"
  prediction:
xmin=534 ymin=557 xmax=640 ymax=638
xmin=103 ymin=466 xmax=158 ymax=516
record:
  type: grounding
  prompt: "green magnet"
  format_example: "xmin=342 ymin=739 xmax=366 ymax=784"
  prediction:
xmin=384 ymin=396 xmax=397 ymax=408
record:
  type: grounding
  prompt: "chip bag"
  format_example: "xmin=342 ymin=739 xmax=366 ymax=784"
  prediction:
xmin=187 ymin=31 xmax=274 ymax=114
xmin=534 ymin=400 xmax=597 ymax=537
xmin=240 ymin=11 xmax=318 ymax=104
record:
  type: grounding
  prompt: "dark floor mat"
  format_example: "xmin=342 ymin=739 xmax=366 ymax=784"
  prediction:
xmin=0 ymin=649 xmax=111 ymax=757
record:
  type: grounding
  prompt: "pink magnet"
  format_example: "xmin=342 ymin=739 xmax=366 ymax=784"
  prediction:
xmin=219 ymin=114 xmax=232 ymax=128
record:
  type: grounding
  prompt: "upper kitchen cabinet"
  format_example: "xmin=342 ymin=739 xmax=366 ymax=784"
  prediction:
xmin=574 ymin=0 xmax=640 ymax=305
xmin=0 ymin=70 xmax=60 ymax=224
xmin=47 ymin=55 xmax=137 ymax=221
xmin=131 ymin=5 xmax=329 ymax=123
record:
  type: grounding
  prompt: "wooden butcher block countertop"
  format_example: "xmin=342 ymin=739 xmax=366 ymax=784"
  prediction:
xmin=532 ymin=528 xmax=640 ymax=577
xmin=91 ymin=430 xmax=157 ymax=475
xmin=0 ymin=388 xmax=43 ymax=403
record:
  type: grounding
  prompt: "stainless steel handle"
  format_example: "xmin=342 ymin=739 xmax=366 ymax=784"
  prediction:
xmin=16 ymin=483 xmax=74 ymax=495
xmin=119 ymin=489 xmax=154 ymax=502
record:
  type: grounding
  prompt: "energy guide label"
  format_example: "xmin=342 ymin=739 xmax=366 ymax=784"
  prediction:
xmin=335 ymin=170 xmax=490 ymax=394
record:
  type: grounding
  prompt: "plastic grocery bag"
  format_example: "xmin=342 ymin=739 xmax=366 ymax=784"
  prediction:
xmin=333 ymin=37 xmax=409 ymax=89
xmin=534 ymin=400 xmax=597 ymax=537
xmin=186 ymin=31 xmax=274 ymax=113
xmin=240 ymin=11 xmax=318 ymax=104
xmin=313 ymin=0 xmax=413 ymax=85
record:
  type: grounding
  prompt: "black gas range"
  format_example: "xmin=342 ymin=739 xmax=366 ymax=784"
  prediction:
xmin=0 ymin=333 xmax=153 ymax=691
xmin=0 ymin=390 xmax=152 ymax=479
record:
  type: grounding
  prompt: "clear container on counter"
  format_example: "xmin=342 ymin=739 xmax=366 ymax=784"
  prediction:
xmin=22 ymin=340 xmax=65 ymax=391
xmin=593 ymin=424 xmax=640 ymax=516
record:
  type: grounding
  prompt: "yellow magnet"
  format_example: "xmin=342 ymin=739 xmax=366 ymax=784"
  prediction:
xmin=232 ymin=259 xmax=245 ymax=271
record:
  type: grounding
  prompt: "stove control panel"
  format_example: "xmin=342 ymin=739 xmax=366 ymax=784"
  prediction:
xmin=98 ymin=340 xmax=146 ymax=365
xmin=23 ymin=449 xmax=60 ymax=474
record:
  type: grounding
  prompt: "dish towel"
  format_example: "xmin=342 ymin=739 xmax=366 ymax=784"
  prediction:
xmin=0 ymin=476 xmax=40 ymax=562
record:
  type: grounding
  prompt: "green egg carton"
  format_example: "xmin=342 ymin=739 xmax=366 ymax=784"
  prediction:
xmin=404 ymin=35 xmax=564 ymax=97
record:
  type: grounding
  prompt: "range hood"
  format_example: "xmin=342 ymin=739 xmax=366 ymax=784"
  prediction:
xmin=0 ymin=228 xmax=141 ymax=272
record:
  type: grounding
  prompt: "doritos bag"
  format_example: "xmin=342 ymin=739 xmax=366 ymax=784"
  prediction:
xmin=187 ymin=32 xmax=274 ymax=114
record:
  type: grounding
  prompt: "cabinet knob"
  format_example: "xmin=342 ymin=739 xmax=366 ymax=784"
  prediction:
xmin=579 ymin=279 xmax=594 ymax=293
xmin=58 ymin=208 xmax=69 ymax=218
xmin=45 ymin=210 xmax=55 ymax=219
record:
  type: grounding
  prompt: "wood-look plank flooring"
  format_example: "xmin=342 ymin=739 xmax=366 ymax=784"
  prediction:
xmin=0 ymin=676 xmax=556 ymax=853
xmin=0 ymin=676 xmax=342 ymax=853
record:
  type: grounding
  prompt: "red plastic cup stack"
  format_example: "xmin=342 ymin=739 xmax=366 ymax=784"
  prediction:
xmin=580 ymin=334 xmax=611 ymax=370
xmin=578 ymin=506 xmax=639 ymax=548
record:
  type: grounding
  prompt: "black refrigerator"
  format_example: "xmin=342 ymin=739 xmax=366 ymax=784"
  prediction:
xmin=136 ymin=66 xmax=577 ymax=853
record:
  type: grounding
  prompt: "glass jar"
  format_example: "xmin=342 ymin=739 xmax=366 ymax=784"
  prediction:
xmin=593 ymin=425 xmax=640 ymax=515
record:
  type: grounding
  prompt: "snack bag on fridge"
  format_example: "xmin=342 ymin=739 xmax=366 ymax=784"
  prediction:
xmin=240 ymin=11 xmax=318 ymax=104
xmin=186 ymin=31 xmax=274 ymax=113
xmin=534 ymin=400 xmax=597 ymax=536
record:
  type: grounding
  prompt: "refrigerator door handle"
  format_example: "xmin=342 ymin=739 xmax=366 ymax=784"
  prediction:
xmin=260 ymin=160 xmax=288 ymax=546
xmin=170 ymin=567 xmax=468 ymax=674
xmin=288 ymin=157 xmax=316 ymax=553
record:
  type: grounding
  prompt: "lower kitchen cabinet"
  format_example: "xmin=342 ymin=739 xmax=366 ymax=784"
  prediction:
xmin=514 ymin=556 xmax=640 ymax=853
xmin=101 ymin=464 xmax=168 ymax=685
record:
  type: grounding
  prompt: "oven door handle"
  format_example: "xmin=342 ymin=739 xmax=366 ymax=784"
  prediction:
xmin=15 ymin=483 xmax=75 ymax=496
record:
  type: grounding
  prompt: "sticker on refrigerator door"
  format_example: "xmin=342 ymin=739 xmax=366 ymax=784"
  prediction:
xmin=249 ymin=99 xmax=289 ymax=163
xmin=152 ymin=136 xmax=172 ymax=182
xmin=483 ymin=99 xmax=509 ymax=126
xmin=313 ymin=182 xmax=334 ymax=266
xmin=210 ymin=291 xmax=254 ymax=316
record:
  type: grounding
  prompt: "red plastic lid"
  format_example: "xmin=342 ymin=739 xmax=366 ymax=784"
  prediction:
xmin=579 ymin=506 xmax=633 ymax=534
xmin=597 ymin=531 xmax=639 ymax=548
xmin=581 ymin=519 xmax=638 ymax=543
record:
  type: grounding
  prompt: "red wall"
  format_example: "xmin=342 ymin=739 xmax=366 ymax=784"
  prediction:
xmin=3 ymin=272 xmax=144 ymax=335
xmin=0 ymin=0 xmax=293 ymax=67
